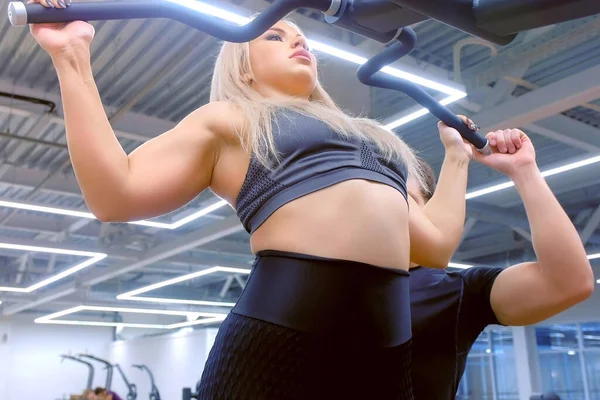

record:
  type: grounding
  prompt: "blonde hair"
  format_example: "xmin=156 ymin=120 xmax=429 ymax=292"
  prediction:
xmin=209 ymin=20 xmax=426 ymax=191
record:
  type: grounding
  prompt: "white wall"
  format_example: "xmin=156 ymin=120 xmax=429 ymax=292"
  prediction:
xmin=0 ymin=319 xmax=113 ymax=400
xmin=109 ymin=328 xmax=218 ymax=400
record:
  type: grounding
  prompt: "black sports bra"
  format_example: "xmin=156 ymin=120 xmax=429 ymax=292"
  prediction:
xmin=235 ymin=111 xmax=408 ymax=233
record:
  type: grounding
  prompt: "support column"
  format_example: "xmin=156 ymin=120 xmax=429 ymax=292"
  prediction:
xmin=512 ymin=326 xmax=542 ymax=400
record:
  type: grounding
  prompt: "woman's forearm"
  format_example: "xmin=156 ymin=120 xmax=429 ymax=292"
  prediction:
xmin=52 ymin=46 xmax=130 ymax=220
xmin=423 ymin=150 xmax=470 ymax=254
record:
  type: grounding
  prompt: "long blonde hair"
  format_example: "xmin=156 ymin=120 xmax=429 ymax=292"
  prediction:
xmin=209 ymin=20 xmax=427 ymax=191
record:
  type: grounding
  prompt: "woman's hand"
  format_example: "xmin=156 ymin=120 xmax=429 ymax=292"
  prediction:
xmin=28 ymin=0 xmax=95 ymax=58
xmin=437 ymin=115 xmax=474 ymax=160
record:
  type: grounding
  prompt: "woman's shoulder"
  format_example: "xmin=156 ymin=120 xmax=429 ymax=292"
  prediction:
xmin=188 ymin=101 xmax=247 ymax=139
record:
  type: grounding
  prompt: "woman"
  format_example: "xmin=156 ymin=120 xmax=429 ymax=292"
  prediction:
xmin=30 ymin=2 xmax=474 ymax=398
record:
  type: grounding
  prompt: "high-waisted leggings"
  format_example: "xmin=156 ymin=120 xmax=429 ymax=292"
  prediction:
xmin=198 ymin=250 xmax=414 ymax=400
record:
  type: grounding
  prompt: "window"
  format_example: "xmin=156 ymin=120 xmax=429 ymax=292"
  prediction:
xmin=457 ymin=327 xmax=518 ymax=400
xmin=536 ymin=323 xmax=600 ymax=400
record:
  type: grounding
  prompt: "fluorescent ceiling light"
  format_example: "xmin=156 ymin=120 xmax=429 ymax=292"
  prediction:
xmin=0 ymin=243 xmax=106 ymax=293
xmin=35 ymin=305 xmax=227 ymax=329
xmin=118 ymin=296 xmax=237 ymax=307
xmin=587 ymin=253 xmax=600 ymax=260
xmin=117 ymin=266 xmax=251 ymax=306
xmin=0 ymin=198 xmax=228 ymax=230
xmin=466 ymin=155 xmax=600 ymax=199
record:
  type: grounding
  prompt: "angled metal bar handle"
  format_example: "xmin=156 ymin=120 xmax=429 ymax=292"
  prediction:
xmin=357 ymin=27 xmax=490 ymax=153
xmin=7 ymin=0 xmax=339 ymax=42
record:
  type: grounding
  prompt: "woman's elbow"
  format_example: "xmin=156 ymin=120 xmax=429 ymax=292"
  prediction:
xmin=91 ymin=208 xmax=128 ymax=223
xmin=86 ymin=198 xmax=133 ymax=223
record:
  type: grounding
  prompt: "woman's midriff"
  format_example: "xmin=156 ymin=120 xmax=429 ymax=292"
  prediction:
xmin=250 ymin=179 xmax=411 ymax=271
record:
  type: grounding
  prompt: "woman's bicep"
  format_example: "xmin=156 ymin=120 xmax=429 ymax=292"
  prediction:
xmin=118 ymin=104 xmax=229 ymax=221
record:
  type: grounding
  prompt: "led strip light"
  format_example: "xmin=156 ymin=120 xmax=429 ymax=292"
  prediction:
xmin=0 ymin=243 xmax=106 ymax=293
xmin=117 ymin=266 xmax=251 ymax=306
xmin=34 ymin=305 xmax=227 ymax=329
xmin=0 ymin=198 xmax=228 ymax=230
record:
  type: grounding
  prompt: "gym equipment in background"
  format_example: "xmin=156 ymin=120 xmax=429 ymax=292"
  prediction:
xmin=79 ymin=354 xmax=114 ymax=390
xmin=181 ymin=380 xmax=201 ymax=400
xmin=114 ymin=364 xmax=138 ymax=400
xmin=133 ymin=364 xmax=161 ymax=400
xmin=60 ymin=354 xmax=95 ymax=391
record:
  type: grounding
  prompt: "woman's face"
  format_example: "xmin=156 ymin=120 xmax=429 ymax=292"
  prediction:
xmin=248 ymin=21 xmax=317 ymax=99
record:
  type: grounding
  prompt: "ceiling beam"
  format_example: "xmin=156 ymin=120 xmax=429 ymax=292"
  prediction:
xmin=467 ymin=201 xmax=600 ymax=245
xmin=464 ymin=84 xmax=600 ymax=151
xmin=0 ymin=79 xmax=175 ymax=143
xmin=530 ymin=115 xmax=600 ymax=150
xmin=473 ymin=64 xmax=600 ymax=133
xmin=580 ymin=204 xmax=600 ymax=245
xmin=456 ymin=240 xmax=528 ymax=261
xmin=463 ymin=16 xmax=600 ymax=90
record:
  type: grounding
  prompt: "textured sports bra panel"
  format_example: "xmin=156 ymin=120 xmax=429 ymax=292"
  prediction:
xmin=235 ymin=111 xmax=409 ymax=233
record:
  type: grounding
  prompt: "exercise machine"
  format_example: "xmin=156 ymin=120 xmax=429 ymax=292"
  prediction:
xmin=6 ymin=0 xmax=600 ymax=150
xmin=114 ymin=364 xmax=138 ymax=400
xmin=8 ymin=0 xmax=600 ymax=46
xmin=133 ymin=364 xmax=161 ymax=400
xmin=530 ymin=393 xmax=562 ymax=400
xmin=79 ymin=354 xmax=114 ymax=391
xmin=60 ymin=354 xmax=95 ymax=391
xmin=181 ymin=380 xmax=201 ymax=400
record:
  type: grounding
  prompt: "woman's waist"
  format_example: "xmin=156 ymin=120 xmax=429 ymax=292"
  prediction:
xmin=251 ymin=179 xmax=410 ymax=269
xmin=233 ymin=249 xmax=412 ymax=347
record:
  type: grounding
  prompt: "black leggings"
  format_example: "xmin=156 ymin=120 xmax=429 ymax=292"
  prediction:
xmin=198 ymin=250 xmax=414 ymax=400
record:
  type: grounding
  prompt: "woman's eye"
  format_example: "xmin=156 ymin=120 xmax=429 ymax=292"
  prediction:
xmin=266 ymin=34 xmax=283 ymax=41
